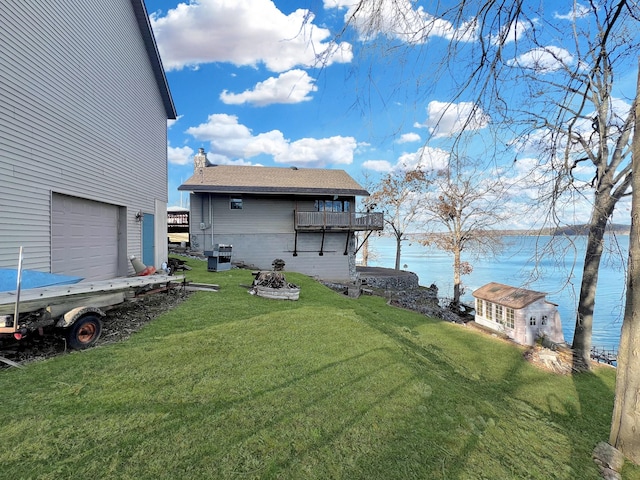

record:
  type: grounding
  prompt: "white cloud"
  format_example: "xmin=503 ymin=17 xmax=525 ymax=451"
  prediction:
xmin=394 ymin=145 xmax=449 ymax=172
xmin=421 ymin=101 xmax=490 ymax=138
xmin=327 ymin=0 xmax=478 ymax=44
xmin=220 ymin=70 xmax=317 ymax=106
xmin=185 ymin=113 xmax=357 ymax=167
xmin=396 ymin=132 xmax=421 ymax=144
xmin=362 ymin=160 xmax=393 ymax=172
xmin=323 ymin=0 xmax=355 ymax=8
xmin=186 ymin=114 xmax=253 ymax=161
xmin=554 ymin=3 xmax=591 ymax=20
xmin=151 ymin=0 xmax=352 ymax=72
xmin=167 ymin=115 xmax=183 ymax=129
xmin=244 ymin=131 xmax=289 ymax=158
xmin=168 ymin=144 xmax=194 ymax=165
xmin=280 ymin=136 xmax=357 ymax=166
xmin=508 ymin=46 xmax=574 ymax=73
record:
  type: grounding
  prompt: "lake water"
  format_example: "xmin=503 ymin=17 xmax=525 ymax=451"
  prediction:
xmin=366 ymin=235 xmax=628 ymax=351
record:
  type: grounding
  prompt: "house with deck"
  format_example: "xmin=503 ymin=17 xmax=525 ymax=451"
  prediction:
xmin=472 ymin=282 xmax=565 ymax=346
xmin=0 ymin=1 xmax=176 ymax=280
xmin=178 ymin=150 xmax=383 ymax=281
xmin=167 ymin=206 xmax=190 ymax=245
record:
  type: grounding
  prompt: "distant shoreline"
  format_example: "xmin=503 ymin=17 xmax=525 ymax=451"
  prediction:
xmin=401 ymin=224 xmax=631 ymax=238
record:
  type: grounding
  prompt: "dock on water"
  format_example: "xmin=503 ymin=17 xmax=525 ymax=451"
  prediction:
xmin=590 ymin=347 xmax=617 ymax=365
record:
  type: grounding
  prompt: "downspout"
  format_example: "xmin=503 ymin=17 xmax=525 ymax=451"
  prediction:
xmin=210 ymin=193 xmax=214 ymax=248
xmin=200 ymin=193 xmax=205 ymax=251
xmin=293 ymin=199 xmax=298 ymax=256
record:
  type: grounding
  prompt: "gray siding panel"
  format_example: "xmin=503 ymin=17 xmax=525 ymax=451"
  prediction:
xmin=213 ymin=197 xmax=295 ymax=234
xmin=0 ymin=0 xmax=170 ymax=273
xmin=189 ymin=193 xmax=353 ymax=280
xmin=210 ymin=232 xmax=351 ymax=280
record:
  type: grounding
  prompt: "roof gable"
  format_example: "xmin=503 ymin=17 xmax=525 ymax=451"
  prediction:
xmin=178 ymin=165 xmax=370 ymax=196
xmin=472 ymin=282 xmax=548 ymax=309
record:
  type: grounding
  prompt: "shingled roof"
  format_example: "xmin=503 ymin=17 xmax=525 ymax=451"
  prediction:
xmin=472 ymin=282 xmax=552 ymax=309
xmin=178 ymin=165 xmax=370 ymax=196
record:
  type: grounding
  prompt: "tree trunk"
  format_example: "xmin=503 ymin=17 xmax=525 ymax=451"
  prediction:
xmin=571 ymin=204 xmax=612 ymax=367
xmin=453 ymin=247 xmax=461 ymax=305
xmin=395 ymin=235 xmax=402 ymax=270
xmin=609 ymin=63 xmax=640 ymax=464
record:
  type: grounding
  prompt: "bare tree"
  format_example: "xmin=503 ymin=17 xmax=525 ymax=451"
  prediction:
xmin=368 ymin=169 xmax=429 ymax=270
xmin=417 ymin=155 xmax=505 ymax=306
xmin=357 ymin=171 xmax=380 ymax=267
xmin=513 ymin=3 xmax=634 ymax=367
xmin=609 ymin=61 xmax=640 ymax=464
xmin=332 ymin=0 xmax=640 ymax=464
xmin=335 ymin=0 xmax=637 ymax=367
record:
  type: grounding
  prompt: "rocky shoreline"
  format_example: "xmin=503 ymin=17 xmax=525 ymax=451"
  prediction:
xmin=321 ymin=271 xmax=469 ymax=324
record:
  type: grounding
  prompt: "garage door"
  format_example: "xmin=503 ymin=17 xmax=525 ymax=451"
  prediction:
xmin=51 ymin=193 xmax=119 ymax=280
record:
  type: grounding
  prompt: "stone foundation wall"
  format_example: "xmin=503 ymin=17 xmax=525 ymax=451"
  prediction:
xmin=359 ymin=271 xmax=420 ymax=291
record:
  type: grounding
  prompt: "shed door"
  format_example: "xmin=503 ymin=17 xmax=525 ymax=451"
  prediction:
xmin=142 ymin=213 xmax=155 ymax=267
xmin=51 ymin=193 xmax=119 ymax=280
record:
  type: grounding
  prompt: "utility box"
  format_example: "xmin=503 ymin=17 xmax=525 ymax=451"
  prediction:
xmin=204 ymin=244 xmax=232 ymax=272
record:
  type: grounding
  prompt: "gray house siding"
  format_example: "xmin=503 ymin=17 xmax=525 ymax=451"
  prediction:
xmin=0 ymin=0 xmax=171 ymax=277
xmin=189 ymin=193 xmax=354 ymax=280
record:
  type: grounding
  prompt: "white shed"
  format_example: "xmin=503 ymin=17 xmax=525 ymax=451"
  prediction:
xmin=472 ymin=282 xmax=565 ymax=346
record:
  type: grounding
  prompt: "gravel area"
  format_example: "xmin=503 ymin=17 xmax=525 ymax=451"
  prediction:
xmin=0 ymin=289 xmax=191 ymax=369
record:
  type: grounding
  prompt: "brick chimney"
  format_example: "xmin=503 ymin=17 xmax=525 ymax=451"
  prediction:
xmin=194 ymin=147 xmax=207 ymax=171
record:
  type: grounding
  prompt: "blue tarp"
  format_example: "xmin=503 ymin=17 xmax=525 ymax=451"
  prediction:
xmin=0 ymin=269 xmax=83 ymax=293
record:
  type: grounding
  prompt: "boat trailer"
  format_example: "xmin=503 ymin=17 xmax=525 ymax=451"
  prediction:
xmin=0 ymin=274 xmax=185 ymax=350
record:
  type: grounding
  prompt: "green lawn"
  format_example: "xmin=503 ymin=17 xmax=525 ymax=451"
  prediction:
xmin=1 ymin=256 xmax=638 ymax=479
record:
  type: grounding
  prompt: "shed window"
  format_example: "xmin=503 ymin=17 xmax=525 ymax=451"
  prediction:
xmin=529 ymin=316 xmax=537 ymax=326
xmin=230 ymin=197 xmax=243 ymax=210
xmin=506 ymin=308 xmax=515 ymax=329
xmin=486 ymin=302 xmax=493 ymax=321
xmin=541 ymin=315 xmax=548 ymax=326
xmin=476 ymin=298 xmax=484 ymax=317
xmin=495 ymin=304 xmax=503 ymax=324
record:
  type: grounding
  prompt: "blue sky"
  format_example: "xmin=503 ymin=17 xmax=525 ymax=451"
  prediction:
xmin=148 ymin=0 xmax=637 ymax=228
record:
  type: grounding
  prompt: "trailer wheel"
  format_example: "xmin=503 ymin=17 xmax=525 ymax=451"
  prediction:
xmin=66 ymin=315 xmax=103 ymax=349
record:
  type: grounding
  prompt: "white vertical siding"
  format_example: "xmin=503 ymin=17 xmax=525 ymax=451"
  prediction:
xmin=0 ymin=0 xmax=169 ymax=272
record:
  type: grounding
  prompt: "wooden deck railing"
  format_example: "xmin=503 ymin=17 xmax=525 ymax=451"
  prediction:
xmin=295 ymin=211 xmax=383 ymax=231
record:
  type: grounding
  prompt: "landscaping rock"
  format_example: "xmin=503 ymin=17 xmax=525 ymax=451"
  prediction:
xmin=593 ymin=442 xmax=624 ymax=479
xmin=523 ymin=344 xmax=576 ymax=375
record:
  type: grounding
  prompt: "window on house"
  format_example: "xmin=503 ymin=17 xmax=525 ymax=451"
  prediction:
xmin=230 ymin=197 xmax=243 ymax=210
xmin=314 ymin=199 xmax=351 ymax=212
xmin=486 ymin=302 xmax=493 ymax=321
xmin=529 ymin=316 xmax=537 ymax=326
xmin=495 ymin=304 xmax=503 ymax=324
xmin=506 ymin=308 xmax=515 ymax=329
xmin=541 ymin=315 xmax=548 ymax=326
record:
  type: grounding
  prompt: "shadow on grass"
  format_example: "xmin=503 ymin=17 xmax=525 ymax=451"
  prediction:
xmin=354 ymin=312 xmax=614 ymax=479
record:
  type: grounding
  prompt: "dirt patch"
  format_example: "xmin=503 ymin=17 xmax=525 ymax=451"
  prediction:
xmin=0 ymin=290 xmax=191 ymax=369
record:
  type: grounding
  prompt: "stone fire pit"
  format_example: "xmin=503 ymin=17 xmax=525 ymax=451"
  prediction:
xmin=250 ymin=271 xmax=300 ymax=300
